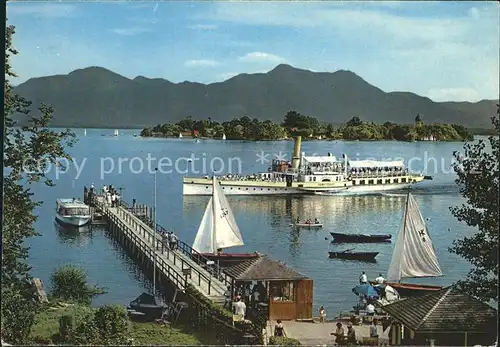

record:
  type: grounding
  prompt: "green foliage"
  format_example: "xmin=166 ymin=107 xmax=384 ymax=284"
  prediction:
xmin=58 ymin=315 xmax=73 ymax=341
xmin=50 ymin=265 xmax=106 ymax=304
xmin=93 ymin=304 xmax=131 ymax=345
xmin=2 ymin=23 xmax=76 ymax=344
xmin=269 ymin=336 xmax=302 ymax=345
xmin=141 ymin=111 xmax=476 ymax=142
xmin=449 ymin=105 xmax=499 ymax=302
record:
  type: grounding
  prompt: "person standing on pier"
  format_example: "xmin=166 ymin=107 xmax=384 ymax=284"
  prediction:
xmin=161 ymin=231 xmax=168 ymax=253
xmin=346 ymin=323 xmax=356 ymax=344
xmin=374 ymin=273 xmax=385 ymax=285
xmin=233 ymin=296 xmax=246 ymax=320
xmin=319 ymin=306 xmax=326 ymax=323
xmin=170 ymin=232 xmax=178 ymax=250
xmin=223 ymin=286 xmax=232 ymax=310
xmin=102 ymin=184 xmax=107 ymax=195
xmin=331 ymin=322 xmax=345 ymax=344
xmin=106 ymin=191 xmax=112 ymax=206
xmin=111 ymin=192 xmax=116 ymax=207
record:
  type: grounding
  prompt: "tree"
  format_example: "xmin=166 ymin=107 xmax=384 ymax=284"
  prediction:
xmin=449 ymin=104 xmax=499 ymax=302
xmin=415 ymin=114 xmax=423 ymax=128
xmin=346 ymin=116 xmax=362 ymax=127
xmin=94 ymin=305 xmax=131 ymax=345
xmin=1 ymin=24 xmax=76 ymax=343
xmin=50 ymin=265 xmax=106 ymax=305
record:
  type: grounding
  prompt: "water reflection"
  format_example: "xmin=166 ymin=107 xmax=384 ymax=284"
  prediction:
xmin=54 ymin=222 xmax=94 ymax=246
xmin=183 ymin=194 xmax=406 ymax=219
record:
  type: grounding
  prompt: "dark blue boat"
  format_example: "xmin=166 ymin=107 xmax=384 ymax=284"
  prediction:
xmin=331 ymin=232 xmax=392 ymax=243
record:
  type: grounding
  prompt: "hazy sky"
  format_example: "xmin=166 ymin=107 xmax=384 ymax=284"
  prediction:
xmin=7 ymin=1 xmax=499 ymax=102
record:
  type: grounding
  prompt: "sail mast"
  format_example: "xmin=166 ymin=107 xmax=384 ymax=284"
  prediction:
xmin=212 ymin=177 xmax=218 ymax=253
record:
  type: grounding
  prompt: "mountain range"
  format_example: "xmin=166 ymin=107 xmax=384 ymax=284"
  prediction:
xmin=12 ymin=64 xmax=498 ymax=129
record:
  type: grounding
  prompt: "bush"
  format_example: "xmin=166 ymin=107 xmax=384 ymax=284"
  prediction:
xmin=50 ymin=265 xmax=106 ymax=304
xmin=58 ymin=315 xmax=73 ymax=341
xmin=93 ymin=304 xmax=131 ymax=344
xmin=269 ymin=336 xmax=302 ymax=345
xmin=56 ymin=305 xmax=99 ymax=345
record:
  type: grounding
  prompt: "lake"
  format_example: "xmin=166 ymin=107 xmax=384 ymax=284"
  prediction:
xmin=26 ymin=129 xmax=481 ymax=318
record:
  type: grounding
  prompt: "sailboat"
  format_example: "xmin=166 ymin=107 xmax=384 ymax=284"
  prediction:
xmin=222 ymin=133 xmax=226 ymax=140
xmin=381 ymin=191 xmax=444 ymax=297
xmin=84 ymin=129 xmax=87 ymax=137
xmin=179 ymin=132 xmax=183 ymax=139
xmin=192 ymin=177 xmax=259 ymax=266
xmin=114 ymin=129 xmax=119 ymax=137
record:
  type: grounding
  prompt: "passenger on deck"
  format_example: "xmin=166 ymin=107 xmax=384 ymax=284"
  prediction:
xmin=296 ymin=217 xmax=300 ymax=223
xmin=359 ymin=271 xmax=368 ymax=285
xmin=314 ymin=218 xmax=320 ymax=224
xmin=366 ymin=302 xmax=375 ymax=316
xmin=306 ymin=219 xmax=311 ymax=224
xmin=274 ymin=320 xmax=285 ymax=337
xmin=161 ymin=231 xmax=168 ymax=253
xmin=375 ymin=273 xmax=385 ymax=285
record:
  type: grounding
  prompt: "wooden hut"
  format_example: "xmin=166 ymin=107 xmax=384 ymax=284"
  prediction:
xmin=378 ymin=286 xmax=497 ymax=346
xmin=224 ymin=255 xmax=313 ymax=321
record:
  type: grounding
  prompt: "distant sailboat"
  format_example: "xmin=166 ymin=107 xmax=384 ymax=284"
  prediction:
xmin=84 ymin=129 xmax=87 ymax=137
xmin=222 ymin=133 xmax=226 ymax=140
xmin=192 ymin=177 xmax=258 ymax=264
xmin=383 ymin=191 xmax=443 ymax=296
xmin=179 ymin=132 xmax=183 ymax=139
xmin=114 ymin=129 xmax=119 ymax=137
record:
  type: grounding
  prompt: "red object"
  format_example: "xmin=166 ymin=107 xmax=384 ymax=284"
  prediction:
xmin=193 ymin=129 xmax=199 ymax=135
xmin=383 ymin=281 xmax=443 ymax=297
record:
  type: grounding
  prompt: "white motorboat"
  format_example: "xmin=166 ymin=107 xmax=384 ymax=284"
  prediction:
xmin=55 ymin=198 xmax=91 ymax=227
xmin=114 ymin=129 xmax=119 ymax=136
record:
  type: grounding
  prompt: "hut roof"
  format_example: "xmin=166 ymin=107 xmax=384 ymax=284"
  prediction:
xmin=224 ymin=255 xmax=309 ymax=281
xmin=381 ymin=286 xmax=497 ymax=332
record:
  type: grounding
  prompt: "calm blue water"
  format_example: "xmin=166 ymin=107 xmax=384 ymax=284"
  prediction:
xmin=26 ymin=129 xmax=480 ymax=317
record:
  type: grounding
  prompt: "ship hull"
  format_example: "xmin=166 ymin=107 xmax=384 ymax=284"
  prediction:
xmin=183 ymin=177 xmax=420 ymax=196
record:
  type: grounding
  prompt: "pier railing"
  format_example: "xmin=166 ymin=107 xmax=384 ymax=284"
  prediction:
xmin=104 ymin=205 xmax=189 ymax=291
xmin=117 ymin=199 xmax=232 ymax=288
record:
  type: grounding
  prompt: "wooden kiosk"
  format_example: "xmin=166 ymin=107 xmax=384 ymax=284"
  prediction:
xmin=224 ymin=255 xmax=313 ymax=321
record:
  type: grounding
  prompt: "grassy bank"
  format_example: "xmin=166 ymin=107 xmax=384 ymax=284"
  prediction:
xmin=30 ymin=304 xmax=219 ymax=345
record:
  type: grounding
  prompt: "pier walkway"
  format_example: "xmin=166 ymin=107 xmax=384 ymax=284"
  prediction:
xmin=94 ymin=197 xmax=229 ymax=304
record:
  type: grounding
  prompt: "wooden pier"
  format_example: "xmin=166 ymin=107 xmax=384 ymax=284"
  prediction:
xmin=92 ymin=196 xmax=230 ymax=304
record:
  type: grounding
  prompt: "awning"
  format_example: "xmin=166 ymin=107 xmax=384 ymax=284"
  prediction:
xmin=303 ymin=156 xmax=338 ymax=163
xmin=348 ymin=160 xmax=404 ymax=169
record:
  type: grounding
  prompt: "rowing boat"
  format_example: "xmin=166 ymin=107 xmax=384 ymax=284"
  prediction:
xmin=290 ymin=223 xmax=323 ymax=228
xmin=330 ymin=232 xmax=392 ymax=243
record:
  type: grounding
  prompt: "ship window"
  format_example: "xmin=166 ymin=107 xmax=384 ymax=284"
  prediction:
xmin=205 ymin=186 xmax=208 ymax=189
xmin=313 ymin=177 xmax=317 ymax=181
xmin=246 ymin=188 xmax=248 ymax=190
xmin=401 ymin=178 xmax=407 ymax=183
xmin=385 ymin=179 xmax=390 ymax=184
xmin=368 ymin=179 xmax=374 ymax=185
xmin=322 ymin=179 xmax=331 ymax=182
xmin=360 ymin=180 xmax=365 ymax=185
xmin=377 ymin=179 xmax=383 ymax=184
xmin=353 ymin=180 xmax=357 ymax=185
xmin=394 ymin=178 xmax=399 ymax=183
xmin=253 ymin=188 xmax=256 ymax=190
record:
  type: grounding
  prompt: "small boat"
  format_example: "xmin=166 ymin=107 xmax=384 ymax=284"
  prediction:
xmin=195 ymin=138 xmax=200 ymax=143
xmin=330 ymin=232 xmax=391 ymax=243
xmin=128 ymin=292 xmax=167 ymax=319
xmin=55 ymin=198 xmax=91 ymax=227
xmin=84 ymin=129 xmax=87 ymax=137
xmin=222 ymin=133 xmax=226 ymax=140
xmin=133 ymin=133 xmax=137 ymax=137
xmin=328 ymin=249 xmax=379 ymax=262
xmin=179 ymin=132 xmax=183 ymax=139
xmin=380 ymin=190 xmax=443 ymax=296
xmin=290 ymin=222 xmax=323 ymax=228
xmin=192 ymin=177 xmax=257 ymax=266
xmin=114 ymin=129 xmax=119 ymax=136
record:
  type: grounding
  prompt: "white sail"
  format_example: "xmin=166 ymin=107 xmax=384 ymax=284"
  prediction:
xmin=212 ymin=178 xmax=244 ymax=249
xmin=192 ymin=197 xmax=215 ymax=253
xmin=222 ymin=133 xmax=226 ymax=140
xmin=114 ymin=129 xmax=119 ymax=136
xmin=84 ymin=129 xmax=87 ymax=137
xmin=179 ymin=133 xmax=183 ymax=138
xmin=192 ymin=177 xmax=245 ymax=253
xmin=387 ymin=193 xmax=442 ymax=282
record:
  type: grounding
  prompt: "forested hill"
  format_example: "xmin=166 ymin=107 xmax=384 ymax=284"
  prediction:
xmin=13 ymin=64 xmax=498 ymax=128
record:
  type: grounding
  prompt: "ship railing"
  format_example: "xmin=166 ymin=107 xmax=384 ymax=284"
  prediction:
xmin=118 ymin=199 xmax=232 ymax=288
xmin=348 ymin=170 xmax=408 ymax=178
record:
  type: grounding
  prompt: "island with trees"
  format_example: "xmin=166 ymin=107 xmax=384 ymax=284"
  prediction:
xmin=140 ymin=111 xmax=474 ymax=142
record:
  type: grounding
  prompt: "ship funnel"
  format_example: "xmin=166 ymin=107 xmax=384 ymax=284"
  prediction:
xmin=292 ymin=136 xmax=302 ymax=169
